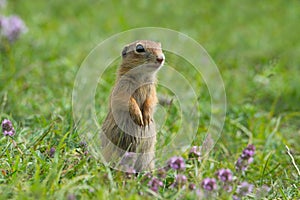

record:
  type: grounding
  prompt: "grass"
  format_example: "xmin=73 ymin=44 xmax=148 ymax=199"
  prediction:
xmin=1 ymin=0 xmax=300 ymax=199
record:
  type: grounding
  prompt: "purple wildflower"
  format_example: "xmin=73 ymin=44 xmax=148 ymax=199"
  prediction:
xmin=236 ymin=181 xmax=254 ymax=197
xmin=167 ymin=156 xmax=185 ymax=171
xmin=170 ymin=174 xmax=187 ymax=188
xmin=255 ymin=185 xmax=271 ymax=198
xmin=223 ymin=184 xmax=233 ymax=192
xmin=143 ymin=172 xmax=153 ymax=179
xmin=196 ymin=189 xmax=204 ymax=198
xmin=125 ymin=166 xmax=136 ymax=179
xmin=148 ymin=177 xmax=163 ymax=192
xmin=189 ymin=183 xmax=196 ymax=190
xmin=157 ymin=167 xmax=167 ymax=179
xmin=216 ymin=168 xmax=233 ymax=182
xmin=0 ymin=15 xmax=27 ymax=43
xmin=1 ymin=119 xmax=15 ymax=136
xmin=79 ymin=141 xmax=87 ymax=148
xmin=141 ymin=172 xmax=152 ymax=184
xmin=79 ymin=141 xmax=88 ymax=155
xmin=201 ymin=178 xmax=217 ymax=191
xmin=232 ymin=195 xmax=240 ymax=200
xmin=241 ymin=144 xmax=255 ymax=159
xmin=89 ymin=188 xmax=95 ymax=193
xmin=189 ymin=146 xmax=201 ymax=159
xmin=235 ymin=144 xmax=255 ymax=171
xmin=49 ymin=147 xmax=56 ymax=158
xmin=235 ymin=157 xmax=246 ymax=171
xmin=67 ymin=194 xmax=76 ymax=200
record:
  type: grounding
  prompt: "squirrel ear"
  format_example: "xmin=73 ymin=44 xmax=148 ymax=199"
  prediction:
xmin=122 ymin=46 xmax=128 ymax=57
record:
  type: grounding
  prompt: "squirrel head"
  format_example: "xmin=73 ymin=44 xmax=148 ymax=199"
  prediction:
xmin=119 ymin=40 xmax=164 ymax=77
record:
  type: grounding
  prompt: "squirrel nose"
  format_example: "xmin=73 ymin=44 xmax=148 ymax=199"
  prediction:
xmin=156 ymin=55 xmax=164 ymax=64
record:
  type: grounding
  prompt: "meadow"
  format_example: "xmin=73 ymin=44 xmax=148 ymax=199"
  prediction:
xmin=0 ymin=0 xmax=299 ymax=199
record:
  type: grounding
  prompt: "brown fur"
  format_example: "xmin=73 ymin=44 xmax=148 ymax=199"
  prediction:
xmin=101 ymin=40 xmax=164 ymax=171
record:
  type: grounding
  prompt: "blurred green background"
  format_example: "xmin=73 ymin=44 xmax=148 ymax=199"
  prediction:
xmin=2 ymin=0 xmax=300 ymax=115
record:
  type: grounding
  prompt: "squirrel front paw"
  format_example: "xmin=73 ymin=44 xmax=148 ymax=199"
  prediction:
xmin=129 ymin=107 xmax=144 ymax=126
xmin=142 ymin=109 xmax=153 ymax=126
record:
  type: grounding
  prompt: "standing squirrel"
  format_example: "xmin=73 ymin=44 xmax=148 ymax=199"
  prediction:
xmin=101 ymin=40 xmax=165 ymax=172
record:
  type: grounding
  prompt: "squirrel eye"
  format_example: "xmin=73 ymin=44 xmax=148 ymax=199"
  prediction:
xmin=135 ymin=44 xmax=145 ymax=53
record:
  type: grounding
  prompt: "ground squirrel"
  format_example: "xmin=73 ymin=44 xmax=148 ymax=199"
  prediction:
xmin=101 ymin=40 xmax=165 ymax=172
